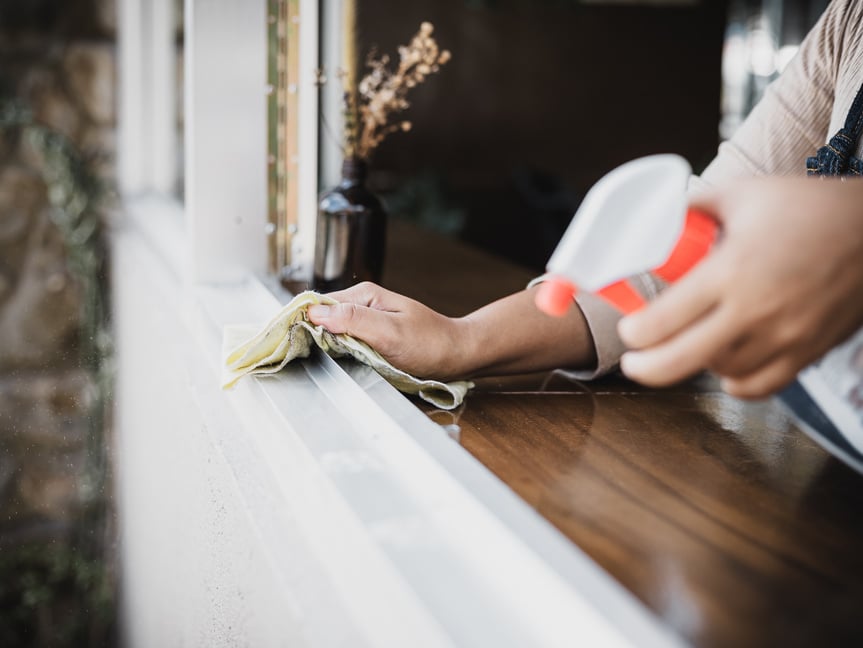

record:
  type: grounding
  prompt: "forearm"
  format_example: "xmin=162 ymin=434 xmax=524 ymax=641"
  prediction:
xmin=454 ymin=286 xmax=597 ymax=378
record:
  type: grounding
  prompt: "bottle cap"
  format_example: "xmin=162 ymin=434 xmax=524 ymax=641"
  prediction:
xmin=535 ymin=277 xmax=578 ymax=317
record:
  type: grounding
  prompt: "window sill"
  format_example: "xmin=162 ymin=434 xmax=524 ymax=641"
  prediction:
xmin=113 ymin=196 xmax=678 ymax=647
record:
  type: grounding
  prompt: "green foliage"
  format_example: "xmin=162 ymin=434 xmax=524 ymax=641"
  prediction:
xmin=0 ymin=542 xmax=115 ymax=647
xmin=0 ymin=99 xmax=111 ymax=374
xmin=0 ymin=98 xmax=116 ymax=648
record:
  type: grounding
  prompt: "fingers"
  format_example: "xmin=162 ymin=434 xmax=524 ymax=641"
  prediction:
xmin=320 ymin=281 xmax=400 ymax=311
xmin=719 ymin=327 xmax=830 ymax=398
xmin=309 ymin=282 xmax=404 ymax=334
xmin=308 ymin=299 xmax=397 ymax=346
xmin=619 ymin=304 xmax=738 ymax=387
xmin=709 ymin=333 xmax=782 ymax=379
xmin=720 ymin=356 xmax=801 ymax=399
xmin=618 ymin=255 xmax=721 ymax=350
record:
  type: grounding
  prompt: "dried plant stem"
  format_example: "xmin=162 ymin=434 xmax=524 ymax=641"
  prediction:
xmin=337 ymin=21 xmax=450 ymax=161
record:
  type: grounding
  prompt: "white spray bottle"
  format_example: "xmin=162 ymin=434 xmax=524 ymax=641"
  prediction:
xmin=535 ymin=154 xmax=718 ymax=316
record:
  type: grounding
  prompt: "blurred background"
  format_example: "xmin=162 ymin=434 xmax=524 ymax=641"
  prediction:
xmin=0 ymin=0 xmax=829 ymax=644
xmin=0 ymin=2 xmax=116 ymax=646
xmin=356 ymin=0 xmax=829 ymax=269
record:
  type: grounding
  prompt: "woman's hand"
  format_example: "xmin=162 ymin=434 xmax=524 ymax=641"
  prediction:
xmin=308 ymin=282 xmax=471 ymax=380
xmin=618 ymin=177 xmax=863 ymax=399
xmin=308 ymin=281 xmax=598 ymax=381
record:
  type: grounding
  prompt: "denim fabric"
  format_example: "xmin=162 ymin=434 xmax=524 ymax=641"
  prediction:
xmin=806 ymin=81 xmax=863 ymax=177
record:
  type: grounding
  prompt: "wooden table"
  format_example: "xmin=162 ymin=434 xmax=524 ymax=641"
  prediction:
xmin=383 ymin=219 xmax=863 ymax=647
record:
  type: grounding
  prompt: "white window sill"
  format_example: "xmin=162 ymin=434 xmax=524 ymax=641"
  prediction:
xmin=113 ymin=196 xmax=680 ymax=647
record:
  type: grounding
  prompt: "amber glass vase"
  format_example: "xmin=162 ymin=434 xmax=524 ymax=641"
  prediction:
xmin=312 ymin=157 xmax=387 ymax=292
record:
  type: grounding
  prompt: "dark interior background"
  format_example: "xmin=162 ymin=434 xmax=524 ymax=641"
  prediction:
xmin=356 ymin=0 xmax=729 ymax=270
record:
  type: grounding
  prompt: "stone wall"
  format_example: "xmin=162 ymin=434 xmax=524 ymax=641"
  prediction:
xmin=0 ymin=0 xmax=116 ymax=645
xmin=0 ymin=0 xmax=115 ymax=364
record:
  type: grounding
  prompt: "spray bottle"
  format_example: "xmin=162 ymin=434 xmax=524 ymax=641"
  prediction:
xmin=535 ymin=154 xmax=718 ymax=317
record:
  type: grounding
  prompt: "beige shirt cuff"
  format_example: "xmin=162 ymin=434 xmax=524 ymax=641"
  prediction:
xmin=529 ymin=272 xmax=663 ymax=380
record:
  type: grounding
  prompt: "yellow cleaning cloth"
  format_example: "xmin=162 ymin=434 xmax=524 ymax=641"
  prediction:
xmin=222 ymin=291 xmax=473 ymax=410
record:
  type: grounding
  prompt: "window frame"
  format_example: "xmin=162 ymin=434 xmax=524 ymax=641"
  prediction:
xmin=118 ymin=0 xmax=180 ymax=198
xmin=119 ymin=0 xmax=321 ymax=284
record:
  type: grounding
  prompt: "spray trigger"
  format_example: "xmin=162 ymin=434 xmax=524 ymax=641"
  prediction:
xmin=536 ymin=155 xmax=718 ymax=316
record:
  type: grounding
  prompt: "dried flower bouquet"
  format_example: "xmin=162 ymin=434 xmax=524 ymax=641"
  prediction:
xmin=331 ymin=22 xmax=451 ymax=161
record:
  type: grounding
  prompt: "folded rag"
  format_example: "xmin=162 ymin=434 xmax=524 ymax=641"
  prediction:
xmin=222 ymin=290 xmax=473 ymax=410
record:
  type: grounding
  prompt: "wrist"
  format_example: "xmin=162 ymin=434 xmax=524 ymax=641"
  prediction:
xmin=441 ymin=315 xmax=482 ymax=380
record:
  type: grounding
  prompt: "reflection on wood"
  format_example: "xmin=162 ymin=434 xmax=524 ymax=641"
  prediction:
xmin=385 ymin=222 xmax=863 ymax=646
xmin=451 ymin=373 xmax=863 ymax=647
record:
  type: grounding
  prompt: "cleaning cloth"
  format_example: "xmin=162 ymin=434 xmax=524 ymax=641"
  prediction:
xmin=222 ymin=290 xmax=472 ymax=410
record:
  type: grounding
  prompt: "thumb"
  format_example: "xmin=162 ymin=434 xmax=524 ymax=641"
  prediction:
xmin=308 ymin=301 xmax=395 ymax=347
xmin=687 ymin=185 xmax=727 ymax=226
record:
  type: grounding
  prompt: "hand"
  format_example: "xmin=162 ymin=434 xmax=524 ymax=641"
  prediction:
xmin=308 ymin=281 xmax=598 ymax=381
xmin=308 ymin=282 xmax=469 ymax=380
xmin=618 ymin=177 xmax=863 ymax=399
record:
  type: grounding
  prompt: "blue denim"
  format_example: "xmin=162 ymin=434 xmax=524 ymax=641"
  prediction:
xmin=806 ymin=81 xmax=863 ymax=177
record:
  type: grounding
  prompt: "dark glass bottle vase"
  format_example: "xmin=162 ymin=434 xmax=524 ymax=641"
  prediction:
xmin=313 ymin=158 xmax=386 ymax=292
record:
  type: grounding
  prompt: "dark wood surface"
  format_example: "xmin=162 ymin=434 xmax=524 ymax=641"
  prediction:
xmin=383 ymin=219 xmax=863 ymax=648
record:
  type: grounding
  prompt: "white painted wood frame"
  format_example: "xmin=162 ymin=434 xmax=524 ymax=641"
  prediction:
xmin=117 ymin=0 xmax=179 ymax=197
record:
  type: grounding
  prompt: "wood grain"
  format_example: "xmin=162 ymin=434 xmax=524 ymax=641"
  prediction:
xmin=385 ymin=221 xmax=863 ymax=647
xmin=452 ymin=374 xmax=863 ymax=647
